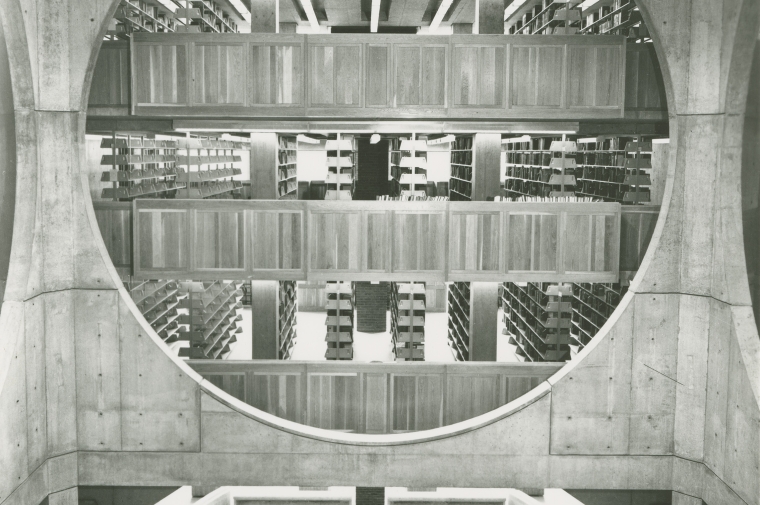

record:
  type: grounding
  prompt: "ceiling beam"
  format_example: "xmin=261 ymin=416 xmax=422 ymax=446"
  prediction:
xmin=370 ymin=0 xmax=381 ymax=31
xmin=429 ymin=0 xmax=454 ymax=32
xmin=298 ymin=0 xmax=320 ymax=31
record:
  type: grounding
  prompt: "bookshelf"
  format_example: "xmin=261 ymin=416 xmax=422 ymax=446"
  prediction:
xmin=175 ymin=136 xmax=244 ymax=199
xmin=325 ymin=135 xmax=356 ymax=201
xmin=177 ymin=0 xmax=242 ymax=33
xmin=278 ymin=281 xmax=298 ymax=359
xmin=390 ymin=283 xmax=426 ymax=361
xmin=277 ymin=135 xmax=298 ymax=199
xmin=449 ymin=135 xmax=474 ymax=201
xmin=505 ymin=0 xmax=582 ymax=35
xmin=176 ymin=280 xmax=243 ymax=359
xmin=502 ymin=135 xmax=578 ymax=199
xmin=325 ymin=282 xmax=354 ymax=360
xmin=128 ymin=280 xmax=181 ymax=343
xmin=108 ymin=0 xmax=178 ymax=39
xmin=569 ymin=281 xmax=625 ymax=352
xmin=447 ymin=282 xmax=471 ymax=361
xmin=579 ymin=0 xmax=646 ymax=38
xmin=390 ymin=136 xmax=428 ymax=199
xmin=576 ymin=136 xmax=652 ymax=204
xmin=100 ymin=134 xmax=184 ymax=200
xmin=501 ymin=282 xmax=573 ymax=362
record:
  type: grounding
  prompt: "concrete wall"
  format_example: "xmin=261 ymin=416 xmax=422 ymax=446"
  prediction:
xmin=0 ymin=2 xmax=758 ymax=505
xmin=0 ymin=20 xmax=15 ymax=306
xmin=743 ymin=36 xmax=760 ymax=328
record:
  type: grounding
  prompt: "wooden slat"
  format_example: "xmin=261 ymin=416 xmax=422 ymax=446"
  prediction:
xmin=191 ymin=360 xmax=562 ymax=434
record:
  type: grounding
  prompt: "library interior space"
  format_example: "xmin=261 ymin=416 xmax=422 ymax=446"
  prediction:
xmin=0 ymin=0 xmax=759 ymax=504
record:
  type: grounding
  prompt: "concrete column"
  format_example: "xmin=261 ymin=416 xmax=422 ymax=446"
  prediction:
xmin=471 ymin=133 xmax=502 ymax=201
xmin=355 ymin=282 xmax=388 ymax=332
xmin=0 ymin=20 xmax=14 ymax=307
xmin=469 ymin=282 xmax=499 ymax=361
xmin=477 ymin=0 xmax=506 ymax=34
xmin=250 ymin=133 xmax=278 ymax=200
xmin=252 ymin=280 xmax=279 ymax=359
xmin=249 ymin=0 xmax=277 ymax=32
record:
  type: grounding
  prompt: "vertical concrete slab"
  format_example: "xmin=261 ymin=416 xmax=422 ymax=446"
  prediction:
xmin=0 ymin=19 xmax=15 ymax=306
xmin=24 ymin=295 xmax=49 ymax=471
xmin=629 ymin=293 xmax=678 ymax=454
xmin=250 ymin=0 xmax=277 ymax=32
xmin=75 ymin=290 xmax=122 ymax=451
xmin=0 ymin=303 xmax=29 ymax=503
xmin=685 ymin=0 xmax=723 ymax=114
xmin=43 ymin=291 xmax=79 ymax=457
xmin=672 ymin=491 xmax=702 ymax=505
xmin=48 ymin=487 xmax=78 ymax=505
xmin=674 ymin=295 xmax=709 ymax=460
xmin=702 ymin=299 xmax=731 ymax=477
xmin=550 ymin=300 xmax=634 ymax=454
xmin=252 ymin=280 xmax=278 ymax=359
xmin=118 ymin=297 xmax=201 ymax=452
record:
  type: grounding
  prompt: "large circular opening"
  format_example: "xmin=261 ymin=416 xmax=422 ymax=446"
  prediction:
xmin=84 ymin=0 xmax=670 ymax=436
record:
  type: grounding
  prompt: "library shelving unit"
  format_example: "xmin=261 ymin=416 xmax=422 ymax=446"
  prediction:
xmin=108 ymin=0 xmax=178 ymax=39
xmin=176 ymin=0 xmax=242 ymax=33
xmin=176 ymin=281 xmax=243 ymax=360
xmin=277 ymin=135 xmax=298 ymax=200
xmin=175 ymin=136 xmax=244 ymax=199
xmin=449 ymin=135 xmax=474 ymax=201
xmin=501 ymin=282 xmax=573 ymax=362
xmin=505 ymin=0 xmax=582 ymax=35
xmin=390 ymin=136 xmax=428 ymax=199
xmin=128 ymin=280 xmax=182 ymax=344
xmin=502 ymin=135 xmax=578 ymax=199
xmin=278 ymin=281 xmax=298 ymax=359
xmin=579 ymin=0 xmax=647 ymax=38
xmin=324 ymin=135 xmax=356 ymax=201
xmin=569 ymin=282 xmax=625 ymax=352
xmin=576 ymin=136 xmax=652 ymax=204
xmin=390 ymin=283 xmax=426 ymax=362
xmin=100 ymin=135 xmax=184 ymax=200
xmin=325 ymin=282 xmax=354 ymax=360
xmin=447 ymin=282 xmax=471 ymax=361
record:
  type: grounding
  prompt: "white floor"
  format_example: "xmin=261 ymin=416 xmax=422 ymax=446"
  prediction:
xmin=227 ymin=306 xmax=519 ymax=362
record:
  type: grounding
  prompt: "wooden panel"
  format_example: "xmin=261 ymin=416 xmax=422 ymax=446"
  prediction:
xmin=625 ymin=45 xmax=665 ymax=111
xmin=619 ymin=207 xmax=659 ymax=272
xmin=194 ymin=210 xmax=245 ymax=270
xmin=309 ymin=211 xmax=361 ymax=273
xmin=276 ymin=45 xmax=303 ymax=105
xmin=391 ymin=375 xmax=442 ymax=431
xmin=93 ymin=204 xmax=131 ymax=270
xmin=363 ymin=373 xmax=388 ymax=433
xmin=128 ymin=200 xmax=623 ymax=283
xmin=334 ymin=45 xmax=362 ymax=106
xmin=207 ymin=374 xmax=245 ymax=402
xmin=249 ymin=373 xmax=301 ymax=423
xmin=449 ymin=212 xmax=501 ymax=273
xmin=365 ymin=211 xmax=390 ymax=271
xmin=567 ymin=46 xmax=596 ymax=107
xmin=394 ymin=45 xmax=420 ymax=106
xmin=194 ymin=44 xmax=246 ymax=105
xmin=89 ymin=42 xmax=130 ymax=106
xmin=190 ymin=360 xmax=564 ymax=433
xmin=133 ymin=43 xmax=187 ymax=104
xmin=366 ymin=45 xmax=390 ymax=107
xmin=391 ymin=212 xmax=446 ymax=273
xmin=308 ymin=374 xmax=360 ymax=431
xmin=309 ymin=45 xmax=335 ymax=105
xmin=136 ymin=209 xmax=187 ymax=271
xmin=511 ymin=45 xmax=563 ymax=107
xmin=452 ymin=45 xmax=504 ymax=107
xmin=420 ymin=46 xmax=446 ymax=106
xmin=446 ymin=375 xmax=499 ymax=425
xmin=594 ymin=46 xmax=622 ymax=107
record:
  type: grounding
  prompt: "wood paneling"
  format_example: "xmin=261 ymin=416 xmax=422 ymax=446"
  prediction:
xmin=123 ymin=200 xmax=622 ymax=283
xmin=89 ymin=42 xmax=130 ymax=107
xmin=625 ymin=44 xmax=666 ymax=111
xmin=193 ymin=43 xmax=246 ymax=105
xmin=93 ymin=202 xmax=131 ymax=272
xmin=133 ymin=42 xmax=188 ymax=105
xmin=190 ymin=360 xmax=562 ymax=433
xmin=126 ymin=33 xmax=629 ymax=119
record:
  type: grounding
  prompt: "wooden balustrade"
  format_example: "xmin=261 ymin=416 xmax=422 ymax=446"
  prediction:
xmin=114 ymin=199 xmax=623 ymax=282
xmin=122 ymin=33 xmax=629 ymax=119
xmin=189 ymin=360 xmax=563 ymax=433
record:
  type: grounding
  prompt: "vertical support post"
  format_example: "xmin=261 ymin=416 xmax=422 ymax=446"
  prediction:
xmin=252 ymin=280 xmax=279 ymax=359
xmin=469 ymin=281 xmax=499 ymax=361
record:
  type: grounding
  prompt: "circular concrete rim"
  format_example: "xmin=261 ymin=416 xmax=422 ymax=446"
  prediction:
xmin=81 ymin=1 xmax=676 ymax=446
